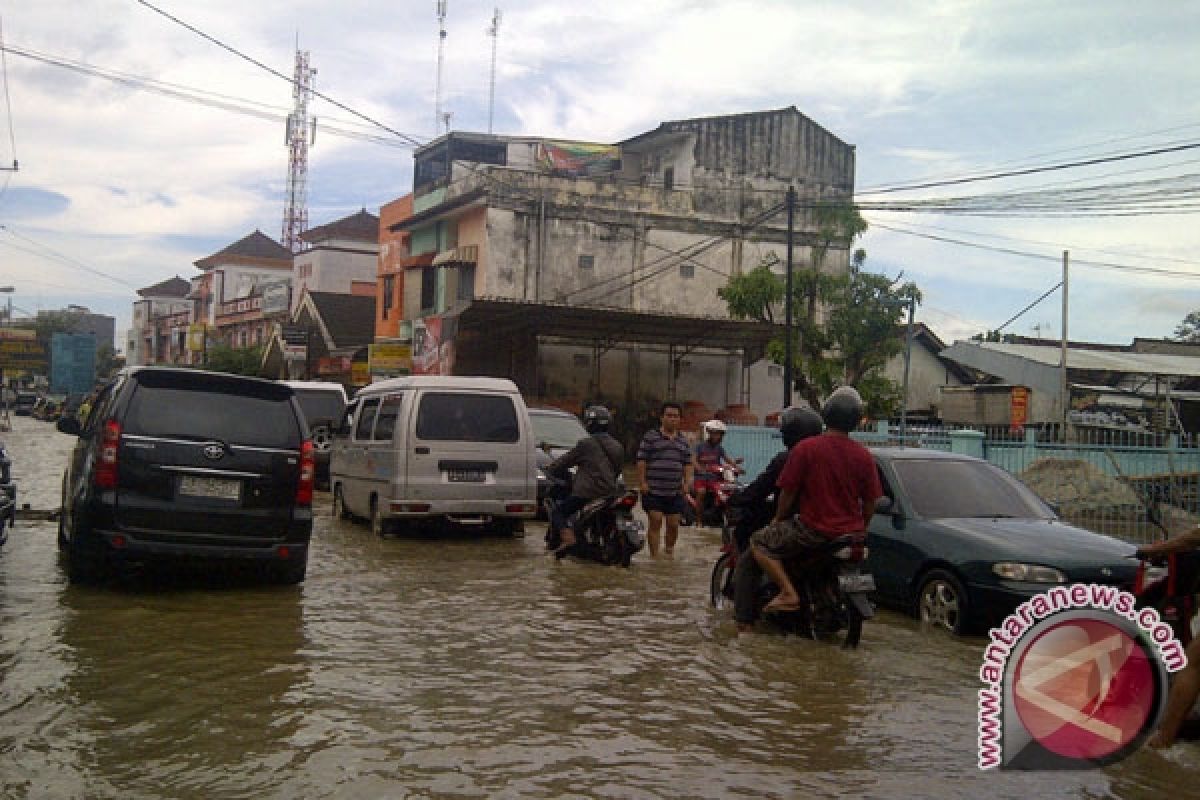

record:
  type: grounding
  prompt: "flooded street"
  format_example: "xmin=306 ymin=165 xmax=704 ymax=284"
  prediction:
xmin=0 ymin=415 xmax=1196 ymax=798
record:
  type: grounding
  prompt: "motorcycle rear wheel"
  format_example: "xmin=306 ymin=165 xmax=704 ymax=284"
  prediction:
xmin=710 ymin=552 xmax=735 ymax=609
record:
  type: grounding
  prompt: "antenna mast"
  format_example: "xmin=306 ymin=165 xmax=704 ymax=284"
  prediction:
xmin=435 ymin=0 xmax=448 ymax=135
xmin=487 ymin=8 xmax=502 ymax=134
xmin=281 ymin=48 xmax=316 ymax=253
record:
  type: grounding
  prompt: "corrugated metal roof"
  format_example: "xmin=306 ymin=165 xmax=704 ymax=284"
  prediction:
xmin=973 ymin=342 xmax=1200 ymax=377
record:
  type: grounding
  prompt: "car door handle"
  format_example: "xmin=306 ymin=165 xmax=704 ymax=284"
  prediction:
xmin=415 ymin=447 xmax=430 ymax=454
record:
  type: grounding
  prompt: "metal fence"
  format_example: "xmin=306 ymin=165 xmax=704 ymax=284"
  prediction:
xmin=722 ymin=421 xmax=1200 ymax=545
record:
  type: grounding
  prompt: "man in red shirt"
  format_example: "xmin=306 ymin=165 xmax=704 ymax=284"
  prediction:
xmin=751 ymin=386 xmax=881 ymax=614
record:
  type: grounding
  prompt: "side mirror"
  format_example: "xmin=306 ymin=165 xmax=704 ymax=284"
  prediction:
xmin=875 ymin=495 xmax=905 ymax=529
xmin=57 ymin=416 xmax=82 ymax=436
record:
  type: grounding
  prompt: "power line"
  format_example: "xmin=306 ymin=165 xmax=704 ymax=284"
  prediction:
xmin=133 ymin=0 xmax=426 ymax=147
xmin=0 ymin=226 xmax=138 ymax=289
xmin=993 ymin=282 xmax=1063 ymax=334
xmin=856 ymin=140 xmax=1200 ymax=196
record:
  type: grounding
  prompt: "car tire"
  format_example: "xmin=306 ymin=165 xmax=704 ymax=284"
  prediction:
xmin=370 ymin=498 xmax=387 ymax=537
xmin=271 ymin=556 xmax=308 ymax=585
xmin=333 ymin=485 xmax=350 ymax=521
xmin=917 ymin=568 xmax=970 ymax=635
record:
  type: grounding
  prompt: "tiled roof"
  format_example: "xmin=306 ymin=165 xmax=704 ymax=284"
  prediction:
xmin=136 ymin=275 xmax=191 ymax=298
xmin=308 ymin=292 xmax=376 ymax=348
xmin=300 ymin=209 xmax=380 ymax=244
xmin=195 ymin=230 xmax=292 ymax=269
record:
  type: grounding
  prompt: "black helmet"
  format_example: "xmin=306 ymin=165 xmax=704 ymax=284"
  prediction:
xmin=779 ymin=405 xmax=823 ymax=448
xmin=583 ymin=405 xmax=612 ymax=433
xmin=822 ymin=386 xmax=864 ymax=432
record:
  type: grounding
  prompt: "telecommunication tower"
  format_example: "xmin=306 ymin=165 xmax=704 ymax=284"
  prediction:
xmin=487 ymin=8 xmax=502 ymax=134
xmin=281 ymin=49 xmax=317 ymax=253
xmin=434 ymin=0 xmax=448 ymax=135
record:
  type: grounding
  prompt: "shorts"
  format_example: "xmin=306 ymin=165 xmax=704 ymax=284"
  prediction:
xmin=642 ymin=492 xmax=686 ymax=516
xmin=750 ymin=518 xmax=827 ymax=560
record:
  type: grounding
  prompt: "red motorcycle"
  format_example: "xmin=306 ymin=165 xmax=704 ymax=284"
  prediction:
xmin=683 ymin=465 xmax=744 ymax=538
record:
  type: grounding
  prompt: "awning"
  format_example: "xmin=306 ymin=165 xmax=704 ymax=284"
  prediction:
xmin=452 ymin=297 xmax=782 ymax=364
xmin=432 ymin=245 xmax=480 ymax=266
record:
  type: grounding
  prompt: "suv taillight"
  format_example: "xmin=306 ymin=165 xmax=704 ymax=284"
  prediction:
xmin=95 ymin=419 xmax=121 ymax=489
xmin=296 ymin=440 xmax=315 ymax=506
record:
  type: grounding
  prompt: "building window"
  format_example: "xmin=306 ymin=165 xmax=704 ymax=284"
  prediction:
xmin=420 ymin=266 xmax=437 ymax=311
xmin=664 ymin=166 xmax=674 ymax=190
xmin=767 ymin=365 xmax=783 ymax=377
xmin=457 ymin=264 xmax=475 ymax=304
xmin=679 ymin=264 xmax=695 ymax=279
xmin=578 ymin=255 xmax=594 ymax=270
xmin=382 ymin=275 xmax=395 ymax=319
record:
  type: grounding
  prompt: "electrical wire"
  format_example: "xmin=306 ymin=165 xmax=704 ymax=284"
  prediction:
xmin=993 ymin=282 xmax=1063 ymax=334
xmin=0 ymin=226 xmax=138 ymax=289
xmin=133 ymin=0 xmax=425 ymax=147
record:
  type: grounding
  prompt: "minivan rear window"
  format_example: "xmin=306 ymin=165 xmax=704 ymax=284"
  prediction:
xmin=415 ymin=393 xmax=519 ymax=443
xmin=292 ymin=389 xmax=346 ymax=425
xmin=125 ymin=385 xmax=301 ymax=448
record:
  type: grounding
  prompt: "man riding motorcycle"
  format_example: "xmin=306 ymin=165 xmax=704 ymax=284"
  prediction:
xmin=692 ymin=419 xmax=743 ymax=525
xmin=750 ymin=386 xmax=882 ymax=616
xmin=731 ymin=404 xmax=825 ymax=632
xmin=545 ymin=405 xmax=625 ymax=559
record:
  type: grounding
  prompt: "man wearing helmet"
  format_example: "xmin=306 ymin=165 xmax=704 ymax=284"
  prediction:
xmin=692 ymin=419 xmax=743 ymax=526
xmin=751 ymin=386 xmax=882 ymax=614
xmin=544 ymin=405 xmax=625 ymax=558
xmin=730 ymin=405 xmax=824 ymax=632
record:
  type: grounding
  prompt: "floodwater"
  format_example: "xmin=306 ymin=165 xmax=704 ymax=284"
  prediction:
xmin=0 ymin=414 xmax=1196 ymax=798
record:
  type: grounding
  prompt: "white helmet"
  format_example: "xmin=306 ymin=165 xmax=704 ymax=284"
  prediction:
xmin=703 ymin=419 xmax=727 ymax=435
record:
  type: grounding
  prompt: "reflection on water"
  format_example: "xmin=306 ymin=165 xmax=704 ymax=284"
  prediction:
xmin=0 ymin=498 xmax=1198 ymax=797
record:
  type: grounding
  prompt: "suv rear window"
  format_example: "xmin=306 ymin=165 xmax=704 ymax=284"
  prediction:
xmin=415 ymin=393 xmax=519 ymax=443
xmin=124 ymin=375 xmax=301 ymax=448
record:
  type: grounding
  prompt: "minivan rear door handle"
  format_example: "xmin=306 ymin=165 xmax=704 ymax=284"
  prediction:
xmin=415 ymin=446 xmax=430 ymax=454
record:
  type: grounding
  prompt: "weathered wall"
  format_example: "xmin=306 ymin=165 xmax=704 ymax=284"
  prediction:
xmin=882 ymin=344 xmax=967 ymax=415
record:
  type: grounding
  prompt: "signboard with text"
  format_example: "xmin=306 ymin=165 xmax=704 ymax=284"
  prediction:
xmin=369 ymin=343 xmax=412 ymax=376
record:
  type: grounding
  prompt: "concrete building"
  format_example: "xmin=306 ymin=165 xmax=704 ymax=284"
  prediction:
xmin=881 ymin=323 xmax=972 ymax=422
xmin=128 ymin=276 xmax=191 ymax=365
xmin=291 ymin=209 xmax=380 ymax=314
xmin=376 ymin=194 xmax=413 ymax=342
xmin=192 ymin=230 xmax=293 ymax=353
xmin=386 ymin=107 xmax=857 ymax=423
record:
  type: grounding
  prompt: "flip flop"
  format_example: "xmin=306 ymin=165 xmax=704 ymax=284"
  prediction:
xmin=763 ymin=600 xmax=802 ymax=614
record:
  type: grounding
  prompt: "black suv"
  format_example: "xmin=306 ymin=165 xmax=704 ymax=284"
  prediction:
xmin=56 ymin=367 xmax=315 ymax=584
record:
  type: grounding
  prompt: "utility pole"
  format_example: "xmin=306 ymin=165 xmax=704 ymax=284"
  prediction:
xmin=1060 ymin=250 xmax=1069 ymax=441
xmin=782 ymin=185 xmax=796 ymax=409
xmin=900 ymin=296 xmax=915 ymax=442
xmin=487 ymin=8 xmax=502 ymax=134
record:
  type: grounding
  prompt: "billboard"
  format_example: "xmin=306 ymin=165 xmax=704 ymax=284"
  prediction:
xmin=369 ymin=343 xmax=412 ymax=376
xmin=50 ymin=332 xmax=96 ymax=395
xmin=535 ymin=142 xmax=621 ymax=177
xmin=411 ymin=316 xmax=457 ymax=375
xmin=0 ymin=337 xmax=47 ymax=371
xmin=261 ymin=282 xmax=290 ymax=315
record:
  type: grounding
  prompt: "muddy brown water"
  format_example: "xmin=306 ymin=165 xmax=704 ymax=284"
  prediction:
xmin=0 ymin=415 xmax=1195 ymax=798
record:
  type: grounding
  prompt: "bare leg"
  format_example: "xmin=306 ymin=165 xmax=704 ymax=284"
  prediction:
xmin=753 ymin=545 xmax=800 ymax=611
xmin=646 ymin=510 xmax=664 ymax=557
xmin=1151 ymin=636 xmax=1200 ymax=748
xmin=664 ymin=513 xmax=681 ymax=556
xmin=694 ymin=488 xmax=707 ymax=525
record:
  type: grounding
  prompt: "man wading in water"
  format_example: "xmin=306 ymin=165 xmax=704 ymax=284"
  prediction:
xmin=636 ymin=402 xmax=693 ymax=558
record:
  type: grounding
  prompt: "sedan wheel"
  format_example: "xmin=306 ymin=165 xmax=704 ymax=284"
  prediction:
xmin=917 ymin=569 xmax=969 ymax=635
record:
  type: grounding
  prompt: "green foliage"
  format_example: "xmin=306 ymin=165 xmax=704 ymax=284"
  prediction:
xmin=31 ymin=310 xmax=80 ymax=346
xmin=204 ymin=344 xmax=266 ymax=377
xmin=718 ymin=201 xmax=919 ymax=416
xmin=95 ymin=343 xmax=121 ymax=380
xmin=1174 ymin=311 xmax=1200 ymax=343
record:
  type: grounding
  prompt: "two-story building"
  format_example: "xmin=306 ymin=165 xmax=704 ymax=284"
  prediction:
xmin=291 ymin=209 xmax=380 ymax=314
xmin=128 ymin=276 xmax=192 ymax=365
xmin=192 ymin=230 xmax=294 ymax=352
xmin=386 ymin=107 xmax=857 ymax=422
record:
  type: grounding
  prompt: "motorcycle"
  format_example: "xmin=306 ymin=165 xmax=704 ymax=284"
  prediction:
xmin=1134 ymin=550 xmax=1199 ymax=646
xmin=711 ymin=525 xmax=874 ymax=648
xmin=684 ymin=465 xmax=744 ymax=536
xmin=0 ymin=441 xmax=15 ymax=550
xmin=543 ymin=477 xmax=645 ymax=567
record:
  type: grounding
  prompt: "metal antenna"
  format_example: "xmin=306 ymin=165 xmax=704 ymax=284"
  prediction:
xmin=435 ymin=0 xmax=448 ymax=135
xmin=487 ymin=8 xmax=502 ymax=134
xmin=281 ymin=48 xmax=316 ymax=253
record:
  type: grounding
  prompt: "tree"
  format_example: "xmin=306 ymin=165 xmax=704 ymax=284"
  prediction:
xmin=204 ymin=344 xmax=265 ymax=377
xmin=31 ymin=310 xmax=80 ymax=347
xmin=721 ymin=243 xmax=921 ymax=416
xmin=95 ymin=343 xmax=121 ymax=380
xmin=1174 ymin=311 xmax=1200 ymax=343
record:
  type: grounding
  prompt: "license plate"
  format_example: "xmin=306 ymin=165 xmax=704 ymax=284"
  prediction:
xmin=839 ymin=573 xmax=876 ymax=593
xmin=179 ymin=475 xmax=241 ymax=500
xmin=447 ymin=470 xmax=486 ymax=482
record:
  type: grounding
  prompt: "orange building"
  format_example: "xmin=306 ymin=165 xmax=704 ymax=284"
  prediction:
xmin=375 ymin=194 xmax=413 ymax=340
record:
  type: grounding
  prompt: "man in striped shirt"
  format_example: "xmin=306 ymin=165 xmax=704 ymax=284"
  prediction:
xmin=636 ymin=401 xmax=694 ymax=558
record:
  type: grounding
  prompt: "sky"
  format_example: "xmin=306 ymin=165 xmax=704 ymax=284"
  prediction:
xmin=1 ymin=0 xmax=1198 ymax=351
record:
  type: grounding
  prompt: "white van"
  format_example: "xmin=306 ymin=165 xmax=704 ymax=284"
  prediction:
xmin=329 ymin=376 xmax=537 ymax=535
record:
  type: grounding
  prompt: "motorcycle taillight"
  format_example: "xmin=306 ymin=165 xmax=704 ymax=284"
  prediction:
xmin=617 ymin=493 xmax=638 ymax=509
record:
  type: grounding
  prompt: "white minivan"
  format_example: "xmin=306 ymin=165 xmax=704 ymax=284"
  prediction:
xmin=329 ymin=376 xmax=538 ymax=535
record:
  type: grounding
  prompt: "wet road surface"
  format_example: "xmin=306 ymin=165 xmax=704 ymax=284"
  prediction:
xmin=0 ymin=414 xmax=1195 ymax=798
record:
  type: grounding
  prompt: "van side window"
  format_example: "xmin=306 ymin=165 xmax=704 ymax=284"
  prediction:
xmin=415 ymin=393 xmax=519 ymax=443
xmin=373 ymin=394 xmax=403 ymax=441
xmin=335 ymin=403 xmax=356 ymax=437
xmin=354 ymin=398 xmax=380 ymax=440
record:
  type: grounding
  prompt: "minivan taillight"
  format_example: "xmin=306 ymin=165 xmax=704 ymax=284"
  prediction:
xmin=296 ymin=440 xmax=315 ymax=506
xmin=95 ymin=419 xmax=121 ymax=490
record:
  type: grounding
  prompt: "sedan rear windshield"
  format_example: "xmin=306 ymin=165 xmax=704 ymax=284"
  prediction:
xmin=415 ymin=393 xmax=519 ymax=443
xmin=892 ymin=459 xmax=1052 ymax=519
xmin=124 ymin=384 xmax=302 ymax=448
